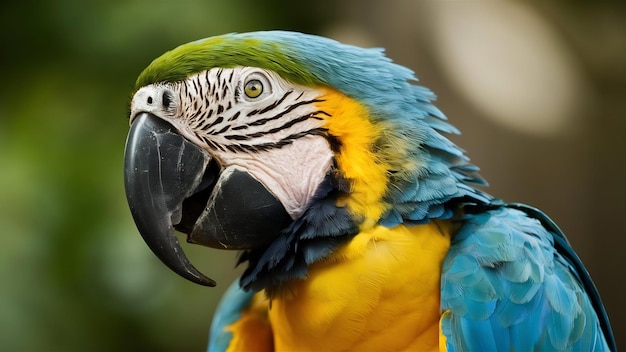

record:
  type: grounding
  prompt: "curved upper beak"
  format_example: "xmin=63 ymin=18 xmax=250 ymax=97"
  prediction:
xmin=124 ymin=113 xmax=216 ymax=286
xmin=124 ymin=113 xmax=293 ymax=287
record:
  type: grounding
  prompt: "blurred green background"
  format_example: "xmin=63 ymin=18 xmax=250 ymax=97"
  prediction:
xmin=1 ymin=1 xmax=624 ymax=351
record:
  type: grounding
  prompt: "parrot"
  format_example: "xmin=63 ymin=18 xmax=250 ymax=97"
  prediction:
xmin=123 ymin=31 xmax=615 ymax=351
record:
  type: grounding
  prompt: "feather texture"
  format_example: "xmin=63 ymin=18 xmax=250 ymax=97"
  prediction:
xmin=440 ymin=203 xmax=613 ymax=351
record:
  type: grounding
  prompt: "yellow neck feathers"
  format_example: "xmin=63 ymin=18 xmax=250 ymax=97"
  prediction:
xmin=268 ymin=221 xmax=453 ymax=352
xmin=316 ymin=89 xmax=392 ymax=229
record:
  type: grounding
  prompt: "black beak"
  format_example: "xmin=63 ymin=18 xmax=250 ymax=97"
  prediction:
xmin=124 ymin=113 xmax=292 ymax=286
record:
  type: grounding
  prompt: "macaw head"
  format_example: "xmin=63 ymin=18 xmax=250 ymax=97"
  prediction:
xmin=124 ymin=31 xmax=489 ymax=291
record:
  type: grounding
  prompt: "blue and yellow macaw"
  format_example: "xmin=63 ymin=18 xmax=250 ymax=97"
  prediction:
xmin=123 ymin=31 xmax=615 ymax=351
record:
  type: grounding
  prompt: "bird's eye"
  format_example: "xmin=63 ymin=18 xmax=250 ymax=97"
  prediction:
xmin=244 ymin=79 xmax=263 ymax=98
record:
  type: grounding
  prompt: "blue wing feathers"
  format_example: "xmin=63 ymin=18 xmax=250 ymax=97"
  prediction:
xmin=507 ymin=280 xmax=541 ymax=304
xmin=459 ymin=318 xmax=499 ymax=352
xmin=208 ymin=281 xmax=257 ymax=352
xmin=544 ymin=272 xmax=579 ymax=315
xmin=509 ymin=203 xmax=616 ymax=351
xmin=494 ymin=286 xmax=542 ymax=326
xmin=441 ymin=203 xmax=614 ymax=351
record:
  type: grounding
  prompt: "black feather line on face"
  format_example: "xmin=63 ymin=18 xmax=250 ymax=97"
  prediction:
xmin=220 ymin=127 xmax=328 ymax=154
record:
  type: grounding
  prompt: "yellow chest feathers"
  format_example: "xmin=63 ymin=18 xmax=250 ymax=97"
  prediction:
xmin=267 ymin=221 xmax=452 ymax=352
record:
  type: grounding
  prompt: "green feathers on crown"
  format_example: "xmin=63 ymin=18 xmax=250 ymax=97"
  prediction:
xmin=135 ymin=35 xmax=322 ymax=90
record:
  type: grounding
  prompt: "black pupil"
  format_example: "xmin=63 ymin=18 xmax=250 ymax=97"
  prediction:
xmin=248 ymin=80 xmax=261 ymax=94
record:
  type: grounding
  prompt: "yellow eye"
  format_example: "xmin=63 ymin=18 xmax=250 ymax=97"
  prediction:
xmin=244 ymin=79 xmax=263 ymax=98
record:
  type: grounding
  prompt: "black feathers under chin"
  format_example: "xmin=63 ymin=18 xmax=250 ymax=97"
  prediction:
xmin=237 ymin=171 xmax=359 ymax=294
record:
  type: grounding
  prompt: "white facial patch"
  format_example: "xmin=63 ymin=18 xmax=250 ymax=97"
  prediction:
xmin=131 ymin=67 xmax=336 ymax=220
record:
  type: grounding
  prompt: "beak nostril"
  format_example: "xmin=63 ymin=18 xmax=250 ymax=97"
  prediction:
xmin=147 ymin=96 xmax=153 ymax=104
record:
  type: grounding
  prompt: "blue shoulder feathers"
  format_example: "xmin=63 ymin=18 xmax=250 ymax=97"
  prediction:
xmin=441 ymin=202 xmax=615 ymax=351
